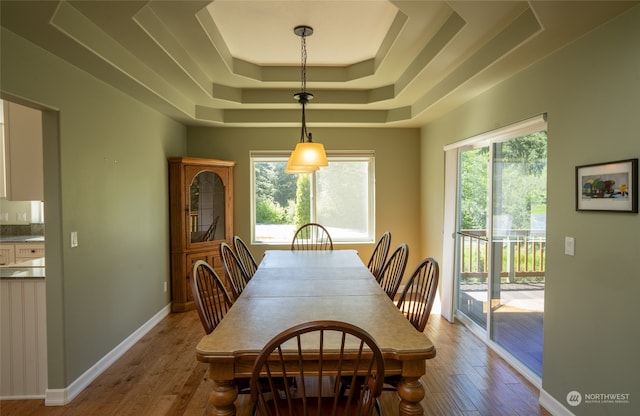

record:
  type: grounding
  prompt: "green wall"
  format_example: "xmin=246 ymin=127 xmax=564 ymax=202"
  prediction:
xmin=1 ymin=28 xmax=186 ymax=388
xmin=2 ymin=3 xmax=638 ymax=413
xmin=187 ymin=126 xmax=422 ymax=271
xmin=420 ymin=5 xmax=639 ymax=415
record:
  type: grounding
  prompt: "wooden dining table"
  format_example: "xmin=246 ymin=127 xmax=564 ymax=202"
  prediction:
xmin=195 ymin=249 xmax=436 ymax=415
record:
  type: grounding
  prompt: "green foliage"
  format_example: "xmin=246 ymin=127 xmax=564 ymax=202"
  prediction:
xmin=460 ymin=148 xmax=489 ymax=230
xmin=254 ymin=163 xmax=276 ymax=201
xmin=255 ymin=197 xmax=288 ymax=224
xmin=294 ymin=174 xmax=311 ymax=228
xmin=254 ymin=162 xmax=300 ymax=225
xmin=498 ymin=132 xmax=547 ymax=175
xmin=255 ymin=162 xmax=297 ymax=206
xmin=494 ymin=133 xmax=547 ymax=230
xmin=460 ymin=132 xmax=547 ymax=231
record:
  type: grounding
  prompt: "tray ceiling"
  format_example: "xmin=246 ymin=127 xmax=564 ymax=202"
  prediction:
xmin=1 ymin=1 xmax=636 ymax=128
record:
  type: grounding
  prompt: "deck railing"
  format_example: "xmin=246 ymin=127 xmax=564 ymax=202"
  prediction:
xmin=458 ymin=229 xmax=545 ymax=281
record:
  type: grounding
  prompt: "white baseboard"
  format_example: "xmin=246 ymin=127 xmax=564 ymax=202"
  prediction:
xmin=0 ymin=393 xmax=45 ymax=400
xmin=44 ymin=304 xmax=171 ymax=406
xmin=539 ymin=388 xmax=576 ymax=416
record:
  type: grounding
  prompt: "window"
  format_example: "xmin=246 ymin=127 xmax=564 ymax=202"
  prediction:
xmin=251 ymin=151 xmax=375 ymax=244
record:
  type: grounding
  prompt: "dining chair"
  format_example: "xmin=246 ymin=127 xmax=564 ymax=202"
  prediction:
xmin=378 ymin=257 xmax=440 ymax=393
xmin=190 ymin=260 xmax=233 ymax=335
xmin=220 ymin=242 xmax=251 ymax=299
xmin=376 ymin=243 xmax=409 ymax=301
xmin=291 ymin=222 xmax=334 ymax=250
xmin=367 ymin=231 xmax=391 ymax=279
xmin=250 ymin=320 xmax=385 ymax=416
xmin=233 ymin=235 xmax=258 ymax=278
xmin=396 ymin=257 xmax=440 ymax=332
xmin=191 ymin=259 xmax=257 ymax=395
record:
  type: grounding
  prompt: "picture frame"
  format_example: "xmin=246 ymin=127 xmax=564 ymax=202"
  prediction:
xmin=576 ymin=158 xmax=638 ymax=213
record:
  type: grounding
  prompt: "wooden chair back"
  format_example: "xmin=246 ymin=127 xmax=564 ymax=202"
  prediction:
xmin=377 ymin=243 xmax=409 ymax=300
xmin=397 ymin=257 xmax=440 ymax=332
xmin=291 ymin=223 xmax=334 ymax=250
xmin=220 ymin=242 xmax=250 ymax=299
xmin=190 ymin=260 xmax=233 ymax=334
xmin=250 ymin=320 xmax=385 ymax=416
xmin=367 ymin=231 xmax=391 ymax=279
xmin=233 ymin=235 xmax=258 ymax=278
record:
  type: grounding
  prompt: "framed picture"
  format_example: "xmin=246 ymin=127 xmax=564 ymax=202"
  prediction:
xmin=576 ymin=158 xmax=638 ymax=212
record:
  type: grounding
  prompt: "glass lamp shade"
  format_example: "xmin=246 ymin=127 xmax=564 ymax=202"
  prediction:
xmin=289 ymin=142 xmax=329 ymax=167
xmin=285 ymin=152 xmax=318 ymax=174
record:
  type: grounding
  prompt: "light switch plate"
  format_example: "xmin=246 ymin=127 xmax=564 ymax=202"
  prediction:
xmin=565 ymin=236 xmax=575 ymax=256
xmin=70 ymin=231 xmax=78 ymax=248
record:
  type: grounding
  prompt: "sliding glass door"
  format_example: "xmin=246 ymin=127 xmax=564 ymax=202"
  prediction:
xmin=454 ymin=122 xmax=547 ymax=379
xmin=456 ymin=145 xmax=490 ymax=329
xmin=490 ymin=135 xmax=546 ymax=376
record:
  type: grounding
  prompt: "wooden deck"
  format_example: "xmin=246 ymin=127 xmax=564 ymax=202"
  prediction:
xmin=1 ymin=310 xmax=550 ymax=416
xmin=459 ymin=283 xmax=544 ymax=377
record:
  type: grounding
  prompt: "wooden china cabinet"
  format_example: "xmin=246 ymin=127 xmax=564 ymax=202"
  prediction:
xmin=168 ymin=157 xmax=235 ymax=312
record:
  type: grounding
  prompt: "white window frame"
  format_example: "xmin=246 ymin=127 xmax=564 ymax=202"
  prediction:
xmin=250 ymin=150 xmax=376 ymax=245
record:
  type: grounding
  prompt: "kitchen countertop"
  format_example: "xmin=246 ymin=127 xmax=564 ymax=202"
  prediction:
xmin=0 ymin=257 xmax=45 ymax=280
xmin=0 ymin=235 xmax=45 ymax=243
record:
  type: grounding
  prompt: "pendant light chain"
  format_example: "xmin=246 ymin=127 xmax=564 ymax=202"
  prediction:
xmin=300 ymin=32 xmax=307 ymax=141
xmin=298 ymin=28 xmax=311 ymax=143
xmin=300 ymin=32 xmax=307 ymax=94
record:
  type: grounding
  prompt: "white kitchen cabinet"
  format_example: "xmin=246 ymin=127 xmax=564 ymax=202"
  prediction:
xmin=0 ymin=243 xmax=44 ymax=266
xmin=15 ymin=243 xmax=45 ymax=263
xmin=0 ymin=278 xmax=48 ymax=398
xmin=1 ymin=101 xmax=44 ymax=201
xmin=0 ymin=245 xmax=15 ymax=266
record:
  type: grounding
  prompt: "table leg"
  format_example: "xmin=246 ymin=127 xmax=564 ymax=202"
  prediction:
xmin=396 ymin=376 xmax=425 ymax=416
xmin=209 ymin=378 xmax=237 ymax=416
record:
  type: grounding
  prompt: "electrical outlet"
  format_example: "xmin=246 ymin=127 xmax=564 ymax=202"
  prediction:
xmin=163 ymin=281 xmax=168 ymax=293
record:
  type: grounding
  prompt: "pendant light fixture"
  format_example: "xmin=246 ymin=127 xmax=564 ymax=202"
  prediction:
xmin=285 ymin=25 xmax=328 ymax=174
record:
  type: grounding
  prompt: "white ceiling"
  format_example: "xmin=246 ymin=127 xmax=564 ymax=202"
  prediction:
xmin=1 ymin=1 xmax=637 ymax=128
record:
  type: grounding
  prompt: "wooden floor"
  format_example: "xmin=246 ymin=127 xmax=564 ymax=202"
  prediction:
xmin=0 ymin=310 xmax=551 ymax=416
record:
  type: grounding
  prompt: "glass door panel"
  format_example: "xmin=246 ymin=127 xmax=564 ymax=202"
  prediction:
xmin=189 ymin=170 xmax=225 ymax=243
xmin=490 ymin=134 xmax=546 ymax=376
xmin=455 ymin=146 xmax=490 ymax=329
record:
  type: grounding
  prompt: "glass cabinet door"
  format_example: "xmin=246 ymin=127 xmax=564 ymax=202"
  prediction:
xmin=189 ymin=170 xmax=225 ymax=243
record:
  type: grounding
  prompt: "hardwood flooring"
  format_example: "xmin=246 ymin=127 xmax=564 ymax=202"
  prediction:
xmin=0 ymin=310 xmax=551 ymax=416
